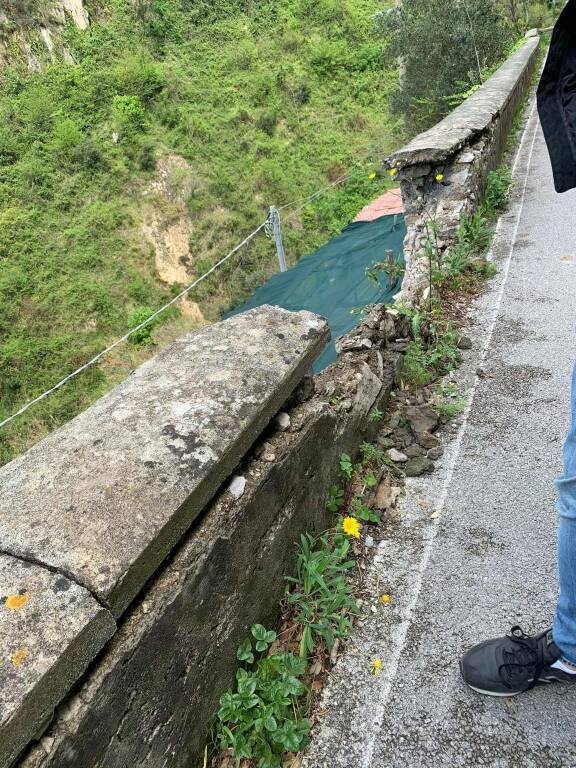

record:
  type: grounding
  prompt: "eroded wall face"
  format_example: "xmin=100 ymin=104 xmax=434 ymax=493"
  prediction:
xmin=12 ymin=304 xmax=403 ymax=768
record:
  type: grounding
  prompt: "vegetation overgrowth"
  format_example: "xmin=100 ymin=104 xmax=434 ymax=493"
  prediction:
xmin=380 ymin=0 xmax=559 ymax=131
xmin=0 ymin=0 xmax=400 ymax=464
xmin=0 ymin=0 xmax=558 ymax=466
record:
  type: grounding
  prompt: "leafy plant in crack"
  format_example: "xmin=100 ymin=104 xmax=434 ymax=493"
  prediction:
xmin=326 ymin=485 xmax=345 ymax=513
xmin=350 ymin=495 xmax=381 ymax=524
xmin=402 ymin=328 xmax=461 ymax=389
xmin=431 ymin=399 xmax=467 ymax=420
xmin=286 ymin=533 xmax=358 ymax=658
xmin=214 ymin=625 xmax=310 ymax=768
xmin=369 ymin=407 xmax=384 ymax=423
xmin=358 ymin=441 xmax=383 ymax=467
xmin=339 ymin=452 xmax=354 ymax=480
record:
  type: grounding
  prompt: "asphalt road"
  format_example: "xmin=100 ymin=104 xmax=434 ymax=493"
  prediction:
xmin=304 ymin=97 xmax=576 ymax=767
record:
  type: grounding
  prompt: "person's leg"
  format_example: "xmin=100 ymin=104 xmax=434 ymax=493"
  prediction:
xmin=553 ymin=362 xmax=576 ymax=666
xmin=459 ymin=364 xmax=576 ymax=695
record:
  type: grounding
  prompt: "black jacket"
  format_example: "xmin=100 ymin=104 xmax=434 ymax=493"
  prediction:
xmin=538 ymin=0 xmax=576 ymax=193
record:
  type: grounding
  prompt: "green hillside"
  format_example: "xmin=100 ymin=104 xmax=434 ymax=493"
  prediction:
xmin=0 ymin=0 xmax=399 ymax=465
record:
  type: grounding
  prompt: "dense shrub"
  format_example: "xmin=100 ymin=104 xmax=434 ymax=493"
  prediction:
xmin=379 ymin=0 xmax=515 ymax=132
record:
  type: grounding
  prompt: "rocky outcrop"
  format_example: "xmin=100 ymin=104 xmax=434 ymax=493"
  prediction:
xmin=141 ymin=154 xmax=205 ymax=324
xmin=0 ymin=1 xmax=88 ymax=71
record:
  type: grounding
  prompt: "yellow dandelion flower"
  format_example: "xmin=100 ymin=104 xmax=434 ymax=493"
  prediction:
xmin=5 ymin=592 xmax=29 ymax=611
xmin=11 ymin=648 xmax=28 ymax=668
xmin=435 ymin=173 xmax=444 ymax=182
xmin=380 ymin=594 xmax=391 ymax=604
xmin=388 ymin=168 xmax=398 ymax=178
xmin=342 ymin=516 xmax=361 ymax=539
xmin=372 ymin=658 xmax=382 ymax=676
xmin=368 ymin=172 xmax=377 ymax=180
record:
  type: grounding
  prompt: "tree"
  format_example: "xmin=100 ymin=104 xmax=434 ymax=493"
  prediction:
xmin=379 ymin=0 xmax=515 ymax=133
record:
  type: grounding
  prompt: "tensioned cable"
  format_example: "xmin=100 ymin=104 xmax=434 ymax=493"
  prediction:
xmin=0 ymin=219 xmax=268 ymax=430
xmin=2 ymin=143 xmax=398 ymax=430
xmin=278 ymin=144 xmax=388 ymax=214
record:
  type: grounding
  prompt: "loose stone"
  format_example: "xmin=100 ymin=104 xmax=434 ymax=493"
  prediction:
xmin=228 ymin=476 xmax=247 ymax=499
xmin=417 ymin=431 xmax=441 ymax=450
xmin=392 ymin=427 xmax=412 ymax=448
xmin=405 ymin=405 xmax=439 ymax=435
xmin=387 ymin=448 xmax=408 ymax=463
xmin=274 ymin=412 xmax=291 ymax=432
xmin=405 ymin=443 xmax=425 ymax=458
xmin=404 ymin=457 xmax=435 ymax=477
xmin=375 ymin=480 xmax=402 ymax=510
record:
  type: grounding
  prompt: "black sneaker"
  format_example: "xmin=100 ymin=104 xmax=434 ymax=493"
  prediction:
xmin=460 ymin=625 xmax=576 ymax=696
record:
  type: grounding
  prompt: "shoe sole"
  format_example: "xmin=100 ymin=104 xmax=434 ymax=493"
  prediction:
xmin=465 ymin=683 xmax=523 ymax=697
xmin=463 ymin=674 xmax=566 ymax=698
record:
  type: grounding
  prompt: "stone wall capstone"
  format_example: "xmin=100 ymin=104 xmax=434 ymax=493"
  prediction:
xmin=0 ymin=305 xmax=329 ymax=767
xmin=7 ymin=302 xmax=409 ymax=768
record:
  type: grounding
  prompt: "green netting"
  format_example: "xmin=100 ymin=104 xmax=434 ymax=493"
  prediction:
xmin=228 ymin=213 xmax=406 ymax=371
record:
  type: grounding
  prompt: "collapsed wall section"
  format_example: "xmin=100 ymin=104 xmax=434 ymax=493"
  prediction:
xmin=388 ymin=34 xmax=540 ymax=302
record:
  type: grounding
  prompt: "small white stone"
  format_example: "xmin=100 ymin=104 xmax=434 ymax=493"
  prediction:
xmin=41 ymin=737 xmax=55 ymax=754
xmin=365 ymin=535 xmax=374 ymax=548
xmin=262 ymin=453 xmax=276 ymax=463
xmin=387 ymin=448 xmax=408 ymax=463
xmin=274 ymin=412 xmax=291 ymax=432
xmin=229 ymin=475 xmax=247 ymax=499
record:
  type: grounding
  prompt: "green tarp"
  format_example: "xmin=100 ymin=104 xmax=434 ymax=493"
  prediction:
xmin=228 ymin=213 xmax=406 ymax=371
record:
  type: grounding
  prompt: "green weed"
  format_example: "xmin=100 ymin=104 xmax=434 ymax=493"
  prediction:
xmin=431 ymin=399 xmax=467 ymax=420
xmin=402 ymin=330 xmax=461 ymax=389
xmin=214 ymin=624 xmax=310 ymax=767
xmin=286 ymin=532 xmax=358 ymax=658
xmin=326 ymin=485 xmax=345 ymax=513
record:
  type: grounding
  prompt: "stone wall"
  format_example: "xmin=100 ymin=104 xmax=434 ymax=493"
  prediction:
xmin=388 ymin=33 xmax=540 ymax=303
xmin=1 ymin=303 xmax=410 ymax=768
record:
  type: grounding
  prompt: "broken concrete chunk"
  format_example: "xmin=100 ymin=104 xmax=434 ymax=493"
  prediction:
xmin=405 ymin=405 xmax=439 ymax=435
xmin=335 ymin=336 xmax=373 ymax=354
xmin=0 ymin=306 xmax=329 ymax=619
xmin=0 ymin=555 xmax=115 ymax=768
